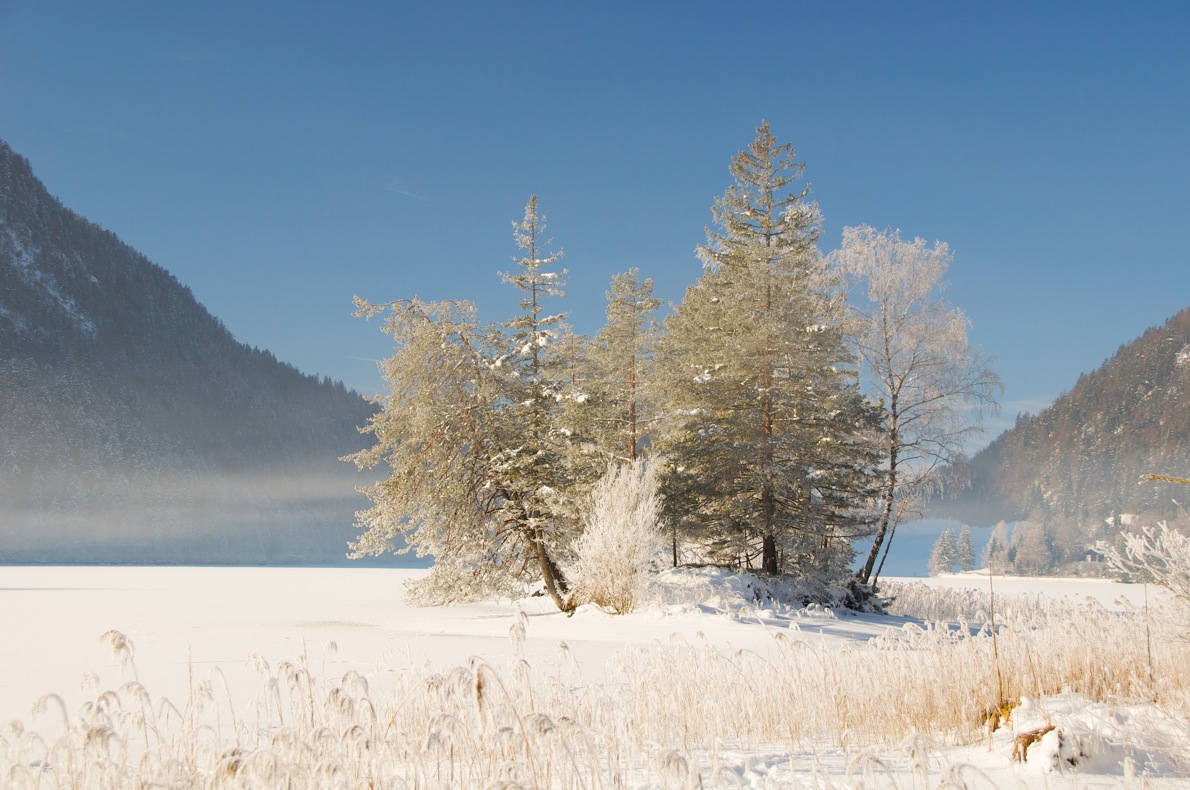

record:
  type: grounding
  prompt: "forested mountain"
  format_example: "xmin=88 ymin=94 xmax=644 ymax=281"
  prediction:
xmin=0 ymin=140 xmax=376 ymax=564
xmin=943 ymin=308 xmax=1189 ymax=564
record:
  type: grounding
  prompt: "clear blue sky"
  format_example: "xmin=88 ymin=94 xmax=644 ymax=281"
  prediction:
xmin=2 ymin=1 xmax=1187 ymax=448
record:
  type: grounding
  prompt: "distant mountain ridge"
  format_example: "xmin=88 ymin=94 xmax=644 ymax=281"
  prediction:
xmin=0 ymin=140 xmax=377 ymax=564
xmin=942 ymin=307 xmax=1189 ymax=535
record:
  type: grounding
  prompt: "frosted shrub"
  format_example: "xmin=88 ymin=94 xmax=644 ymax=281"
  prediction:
xmin=569 ymin=459 xmax=664 ymax=613
xmin=1104 ymin=521 xmax=1190 ymax=637
xmin=1104 ymin=521 xmax=1190 ymax=604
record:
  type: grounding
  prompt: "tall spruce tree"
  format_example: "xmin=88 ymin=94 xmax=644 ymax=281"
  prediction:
xmin=956 ymin=523 xmax=977 ymax=571
xmin=928 ymin=525 xmax=958 ymax=575
xmin=656 ymin=122 xmax=879 ymax=578
xmin=588 ymin=269 xmax=661 ymax=464
xmin=493 ymin=195 xmax=580 ymax=609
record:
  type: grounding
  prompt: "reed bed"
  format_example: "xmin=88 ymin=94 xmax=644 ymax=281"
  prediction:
xmin=1 ymin=583 xmax=1187 ymax=788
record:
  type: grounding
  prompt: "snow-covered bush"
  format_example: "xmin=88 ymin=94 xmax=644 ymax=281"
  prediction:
xmin=569 ymin=459 xmax=664 ymax=613
xmin=1104 ymin=520 xmax=1190 ymax=639
xmin=1103 ymin=521 xmax=1190 ymax=605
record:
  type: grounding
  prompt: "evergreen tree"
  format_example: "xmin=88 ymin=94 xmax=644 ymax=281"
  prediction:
xmin=983 ymin=521 xmax=1011 ymax=573
xmin=587 ymin=269 xmax=661 ymax=463
xmin=956 ymin=523 xmax=976 ymax=571
xmin=928 ymin=525 xmax=958 ymax=575
xmin=492 ymin=195 xmax=583 ymax=608
xmin=656 ymin=122 xmax=879 ymax=578
xmin=346 ymin=197 xmax=584 ymax=610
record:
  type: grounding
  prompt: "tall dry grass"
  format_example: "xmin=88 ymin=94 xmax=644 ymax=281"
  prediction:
xmin=2 ymin=581 xmax=1187 ymax=787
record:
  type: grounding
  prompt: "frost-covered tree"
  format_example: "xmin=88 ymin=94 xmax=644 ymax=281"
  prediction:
xmin=983 ymin=520 xmax=1012 ymax=573
xmin=833 ymin=226 xmax=1001 ymax=586
xmin=956 ymin=523 xmax=976 ymax=571
xmin=493 ymin=195 xmax=586 ymax=609
xmin=928 ymin=525 xmax=958 ymax=575
xmin=1012 ymin=521 xmax=1055 ymax=576
xmin=343 ymin=299 xmax=520 ymax=602
xmin=1103 ymin=521 xmax=1190 ymax=619
xmin=345 ymin=197 xmax=584 ymax=610
xmin=656 ymin=122 xmax=880 ymax=578
xmin=568 ymin=459 xmax=665 ymax=614
xmin=587 ymin=269 xmax=661 ymax=464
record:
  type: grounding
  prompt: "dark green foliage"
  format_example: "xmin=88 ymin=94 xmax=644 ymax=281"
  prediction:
xmin=655 ymin=123 xmax=881 ymax=579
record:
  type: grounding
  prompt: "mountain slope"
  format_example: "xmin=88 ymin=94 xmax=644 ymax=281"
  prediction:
xmin=944 ymin=307 xmax=1189 ymax=533
xmin=0 ymin=140 xmax=377 ymax=564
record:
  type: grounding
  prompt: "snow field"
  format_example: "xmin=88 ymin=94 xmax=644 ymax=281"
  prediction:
xmin=0 ymin=566 xmax=1187 ymax=787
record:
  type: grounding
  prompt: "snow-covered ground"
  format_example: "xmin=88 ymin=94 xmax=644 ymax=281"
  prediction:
xmin=889 ymin=568 xmax=1175 ymax=609
xmin=1 ymin=566 xmax=1186 ymax=787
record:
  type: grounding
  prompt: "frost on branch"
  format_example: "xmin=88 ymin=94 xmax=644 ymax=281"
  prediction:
xmin=345 ymin=197 xmax=589 ymax=611
xmin=568 ymin=459 xmax=665 ymax=614
xmin=832 ymin=225 xmax=1001 ymax=586
xmin=1103 ymin=521 xmax=1190 ymax=605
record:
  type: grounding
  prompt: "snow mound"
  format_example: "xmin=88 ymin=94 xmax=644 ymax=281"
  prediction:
xmin=1000 ymin=694 xmax=1188 ymax=780
xmin=634 ymin=566 xmax=855 ymax=623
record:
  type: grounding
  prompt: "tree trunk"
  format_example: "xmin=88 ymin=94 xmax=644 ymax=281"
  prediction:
xmin=533 ymin=530 xmax=574 ymax=613
xmin=858 ymin=475 xmax=895 ymax=584
xmin=627 ymin=344 xmax=638 ymax=463
xmin=761 ymin=534 xmax=779 ymax=575
xmin=858 ymin=427 xmax=898 ymax=585
xmin=871 ymin=521 xmax=898 ymax=586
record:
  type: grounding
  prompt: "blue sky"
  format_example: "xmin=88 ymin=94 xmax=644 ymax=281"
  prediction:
xmin=2 ymin=1 xmax=1187 ymax=448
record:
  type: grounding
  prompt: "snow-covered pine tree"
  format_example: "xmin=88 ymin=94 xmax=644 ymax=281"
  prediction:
xmin=928 ymin=525 xmax=958 ymax=575
xmin=956 ymin=523 xmax=976 ymax=571
xmin=656 ymin=122 xmax=880 ymax=579
xmin=833 ymin=226 xmax=1001 ymax=587
xmin=345 ymin=197 xmax=586 ymax=610
xmin=493 ymin=195 xmax=585 ymax=609
xmin=983 ymin=520 xmax=1011 ymax=573
xmin=587 ymin=268 xmax=661 ymax=464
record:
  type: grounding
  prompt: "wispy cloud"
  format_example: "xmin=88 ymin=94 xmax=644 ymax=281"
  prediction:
xmin=385 ymin=178 xmax=427 ymax=201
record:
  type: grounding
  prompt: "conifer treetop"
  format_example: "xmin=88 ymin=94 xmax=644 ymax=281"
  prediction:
xmin=701 ymin=120 xmax=822 ymax=273
xmin=502 ymin=195 xmax=567 ymax=323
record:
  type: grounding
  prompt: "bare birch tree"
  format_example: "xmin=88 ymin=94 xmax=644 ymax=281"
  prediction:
xmin=833 ymin=226 xmax=1002 ymax=587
